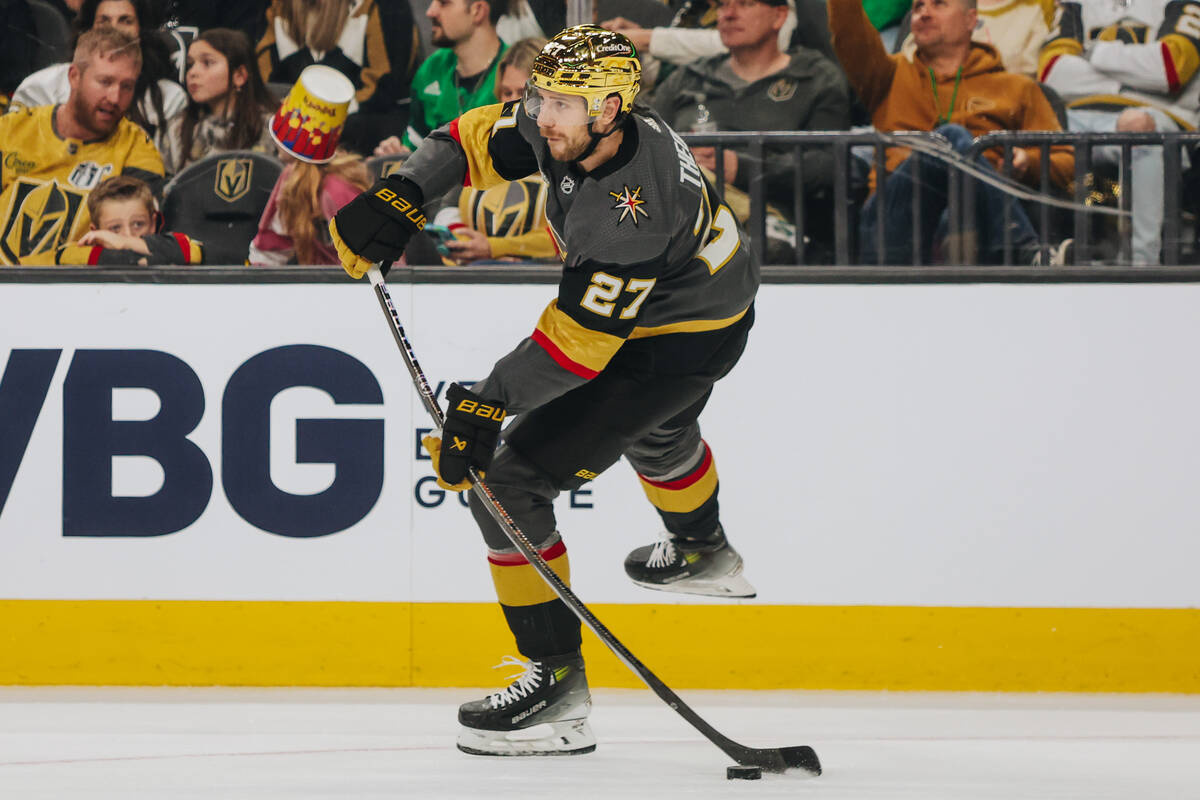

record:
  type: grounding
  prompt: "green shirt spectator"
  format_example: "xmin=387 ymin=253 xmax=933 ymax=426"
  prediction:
xmin=400 ymin=0 xmax=508 ymax=150
xmin=404 ymin=43 xmax=508 ymax=149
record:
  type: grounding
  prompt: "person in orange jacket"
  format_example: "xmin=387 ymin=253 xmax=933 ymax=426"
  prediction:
xmin=829 ymin=0 xmax=1075 ymax=264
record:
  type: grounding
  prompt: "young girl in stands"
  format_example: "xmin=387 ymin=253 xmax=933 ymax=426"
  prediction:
xmin=160 ymin=28 xmax=278 ymax=175
xmin=248 ymin=66 xmax=370 ymax=265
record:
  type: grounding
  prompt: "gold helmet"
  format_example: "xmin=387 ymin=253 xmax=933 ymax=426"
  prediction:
xmin=528 ymin=25 xmax=641 ymax=118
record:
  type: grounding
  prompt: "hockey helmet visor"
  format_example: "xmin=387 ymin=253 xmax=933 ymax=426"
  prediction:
xmin=522 ymin=84 xmax=592 ymax=127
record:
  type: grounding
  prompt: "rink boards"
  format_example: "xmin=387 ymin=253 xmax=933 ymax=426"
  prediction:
xmin=1 ymin=282 xmax=1198 ymax=691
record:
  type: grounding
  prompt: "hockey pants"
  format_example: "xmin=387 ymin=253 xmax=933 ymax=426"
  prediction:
xmin=469 ymin=311 xmax=753 ymax=659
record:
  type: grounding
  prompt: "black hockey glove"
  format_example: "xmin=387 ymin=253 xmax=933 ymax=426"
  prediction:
xmin=330 ymin=176 xmax=427 ymax=279
xmin=424 ymin=383 xmax=506 ymax=491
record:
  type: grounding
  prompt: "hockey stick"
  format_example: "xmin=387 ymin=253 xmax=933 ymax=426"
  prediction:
xmin=879 ymin=131 xmax=1129 ymax=217
xmin=366 ymin=264 xmax=820 ymax=776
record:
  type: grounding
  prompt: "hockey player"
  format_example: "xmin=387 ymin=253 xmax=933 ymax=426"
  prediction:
xmin=1039 ymin=0 xmax=1200 ymax=263
xmin=330 ymin=26 xmax=758 ymax=757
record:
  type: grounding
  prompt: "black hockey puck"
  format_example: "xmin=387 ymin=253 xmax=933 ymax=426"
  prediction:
xmin=727 ymin=765 xmax=763 ymax=780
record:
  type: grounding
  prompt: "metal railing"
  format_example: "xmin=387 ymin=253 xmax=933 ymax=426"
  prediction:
xmin=962 ymin=130 xmax=1200 ymax=266
xmin=681 ymin=130 xmax=1200 ymax=267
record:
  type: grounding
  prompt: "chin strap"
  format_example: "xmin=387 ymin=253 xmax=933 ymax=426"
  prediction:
xmin=573 ymin=114 xmax=628 ymax=164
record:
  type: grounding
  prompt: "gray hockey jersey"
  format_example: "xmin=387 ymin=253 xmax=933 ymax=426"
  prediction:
xmin=398 ymin=100 xmax=760 ymax=413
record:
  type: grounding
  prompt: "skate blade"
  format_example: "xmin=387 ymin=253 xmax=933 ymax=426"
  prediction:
xmin=631 ymin=572 xmax=757 ymax=599
xmin=456 ymin=718 xmax=596 ymax=757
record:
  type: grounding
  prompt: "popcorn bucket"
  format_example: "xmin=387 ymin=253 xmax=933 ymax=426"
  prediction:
xmin=269 ymin=65 xmax=355 ymax=164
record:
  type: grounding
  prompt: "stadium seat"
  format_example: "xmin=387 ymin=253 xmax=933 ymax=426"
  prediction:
xmin=267 ymin=82 xmax=293 ymax=103
xmin=161 ymin=151 xmax=282 ymax=265
xmin=27 ymin=0 xmax=71 ymax=70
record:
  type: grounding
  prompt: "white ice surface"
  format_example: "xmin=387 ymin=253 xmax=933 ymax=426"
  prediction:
xmin=1 ymin=688 xmax=1198 ymax=799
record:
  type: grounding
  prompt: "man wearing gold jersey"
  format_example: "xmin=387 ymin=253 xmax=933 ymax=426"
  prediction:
xmin=0 ymin=27 xmax=164 ymax=266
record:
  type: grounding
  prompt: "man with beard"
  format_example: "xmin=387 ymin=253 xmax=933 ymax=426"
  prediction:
xmin=0 ymin=27 xmax=164 ymax=265
xmin=330 ymin=26 xmax=759 ymax=757
xmin=399 ymin=0 xmax=507 ymax=151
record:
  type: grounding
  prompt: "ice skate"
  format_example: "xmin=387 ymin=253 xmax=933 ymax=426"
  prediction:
xmin=624 ymin=527 xmax=756 ymax=598
xmin=456 ymin=653 xmax=595 ymax=757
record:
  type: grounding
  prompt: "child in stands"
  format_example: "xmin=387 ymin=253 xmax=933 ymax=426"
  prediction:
xmin=160 ymin=28 xmax=278 ymax=175
xmin=20 ymin=175 xmax=203 ymax=265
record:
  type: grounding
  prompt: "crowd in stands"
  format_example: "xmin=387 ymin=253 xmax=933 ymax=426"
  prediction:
xmin=0 ymin=0 xmax=1196 ymax=267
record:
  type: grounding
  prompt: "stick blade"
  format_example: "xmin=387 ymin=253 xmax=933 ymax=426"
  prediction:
xmin=737 ymin=745 xmax=821 ymax=776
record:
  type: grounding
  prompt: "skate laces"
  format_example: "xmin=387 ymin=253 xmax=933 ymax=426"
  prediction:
xmin=646 ymin=533 xmax=681 ymax=568
xmin=487 ymin=656 xmax=543 ymax=708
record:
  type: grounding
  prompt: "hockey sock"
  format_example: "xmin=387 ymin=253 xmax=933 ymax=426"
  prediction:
xmin=488 ymin=538 xmax=582 ymax=657
xmin=638 ymin=441 xmax=722 ymax=542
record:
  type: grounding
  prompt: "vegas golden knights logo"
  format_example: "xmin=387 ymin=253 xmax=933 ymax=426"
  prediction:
xmin=214 ymin=157 xmax=253 ymax=203
xmin=468 ymin=176 xmax=548 ymax=237
xmin=0 ymin=178 xmax=88 ymax=264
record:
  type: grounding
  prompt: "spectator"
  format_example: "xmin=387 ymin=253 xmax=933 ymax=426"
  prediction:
xmin=159 ymin=28 xmax=277 ymax=175
xmin=339 ymin=0 xmax=419 ymax=155
xmin=898 ymin=0 xmax=1053 ymax=77
xmin=649 ymin=0 xmax=850 ymax=232
xmin=10 ymin=0 xmax=187 ymax=152
xmin=0 ymin=27 xmax=165 ymax=265
xmin=601 ymin=0 xmax=835 ymax=68
xmin=1039 ymin=0 xmax=1198 ymax=264
xmin=250 ymin=65 xmax=369 ymax=264
xmin=400 ymin=0 xmax=508 ymax=150
xmin=829 ymin=0 xmax=1073 ymax=265
xmin=256 ymin=0 xmax=392 ymax=112
xmin=21 ymin=174 xmax=204 ymax=264
xmin=166 ymin=0 xmax=271 ymax=46
xmin=435 ymin=36 xmax=556 ymax=264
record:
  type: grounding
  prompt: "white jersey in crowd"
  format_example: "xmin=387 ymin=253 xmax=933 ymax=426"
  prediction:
xmin=1039 ymin=0 xmax=1200 ymax=128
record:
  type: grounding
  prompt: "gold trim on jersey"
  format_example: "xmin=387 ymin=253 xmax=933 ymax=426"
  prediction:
xmin=533 ymin=300 xmax=625 ymax=375
xmin=1162 ymin=33 xmax=1200 ymax=91
xmin=626 ymin=305 xmax=750 ymax=340
xmin=1038 ymin=38 xmax=1082 ymax=82
xmin=450 ymin=103 xmax=514 ymax=190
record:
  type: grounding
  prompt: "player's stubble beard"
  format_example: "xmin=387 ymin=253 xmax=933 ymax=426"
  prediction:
xmin=541 ymin=124 xmax=592 ymax=163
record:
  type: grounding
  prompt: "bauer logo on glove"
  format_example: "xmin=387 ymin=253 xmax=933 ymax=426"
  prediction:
xmin=330 ymin=175 xmax=427 ymax=278
xmin=373 ymin=187 xmax=428 ymax=229
xmin=422 ymin=383 xmax=506 ymax=491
